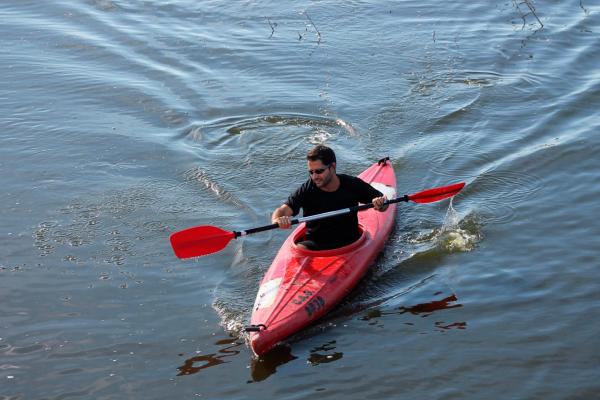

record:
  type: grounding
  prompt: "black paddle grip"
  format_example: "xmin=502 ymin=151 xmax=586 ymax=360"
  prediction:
xmin=243 ymin=223 xmax=279 ymax=235
xmin=241 ymin=218 xmax=300 ymax=236
xmin=351 ymin=195 xmax=409 ymax=213
xmin=387 ymin=195 xmax=410 ymax=204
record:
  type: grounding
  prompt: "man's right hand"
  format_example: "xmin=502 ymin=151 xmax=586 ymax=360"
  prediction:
xmin=271 ymin=204 xmax=294 ymax=229
xmin=273 ymin=216 xmax=292 ymax=229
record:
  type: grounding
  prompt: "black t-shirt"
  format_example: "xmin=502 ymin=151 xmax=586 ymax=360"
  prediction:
xmin=285 ymin=174 xmax=383 ymax=249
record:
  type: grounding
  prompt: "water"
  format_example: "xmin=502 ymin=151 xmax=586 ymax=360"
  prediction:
xmin=2 ymin=0 xmax=599 ymax=398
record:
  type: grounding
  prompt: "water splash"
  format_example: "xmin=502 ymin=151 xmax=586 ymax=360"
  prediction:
xmin=438 ymin=199 xmax=482 ymax=252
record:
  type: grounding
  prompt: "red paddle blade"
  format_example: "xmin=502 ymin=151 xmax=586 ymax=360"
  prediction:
xmin=170 ymin=225 xmax=236 ymax=259
xmin=408 ymin=182 xmax=466 ymax=204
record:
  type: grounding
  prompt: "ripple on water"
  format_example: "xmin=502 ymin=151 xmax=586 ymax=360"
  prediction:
xmin=425 ymin=149 xmax=543 ymax=225
xmin=182 ymin=167 xmax=248 ymax=211
xmin=32 ymin=179 xmax=195 ymax=266
xmin=179 ymin=113 xmax=358 ymax=151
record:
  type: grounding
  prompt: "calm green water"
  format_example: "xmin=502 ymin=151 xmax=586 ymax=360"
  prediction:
xmin=2 ymin=1 xmax=599 ymax=398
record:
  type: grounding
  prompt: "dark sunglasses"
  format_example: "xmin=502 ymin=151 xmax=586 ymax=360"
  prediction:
xmin=308 ymin=165 xmax=330 ymax=175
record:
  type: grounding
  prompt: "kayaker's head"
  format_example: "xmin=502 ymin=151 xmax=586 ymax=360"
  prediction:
xmin=307 ymin=145 xmax=338 ymax=190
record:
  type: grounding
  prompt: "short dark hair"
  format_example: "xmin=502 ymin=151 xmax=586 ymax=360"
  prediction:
xmin=306 ymin=145 xmax=336 ymax=165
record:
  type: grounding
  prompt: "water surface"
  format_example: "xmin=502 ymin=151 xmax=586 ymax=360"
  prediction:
xmin=1 ymin=1 xmax=599 ymax=398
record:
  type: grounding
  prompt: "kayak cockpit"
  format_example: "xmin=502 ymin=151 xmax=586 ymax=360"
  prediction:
xmin=290 ymin=224 xmax=368 ymax=256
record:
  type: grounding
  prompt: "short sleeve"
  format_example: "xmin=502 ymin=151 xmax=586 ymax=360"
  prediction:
xmin=285 ymin=180 xmax=311 ymax=216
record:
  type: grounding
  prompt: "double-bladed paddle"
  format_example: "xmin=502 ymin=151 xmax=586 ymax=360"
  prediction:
xmin=170 ymin=182 xmax=465 ymax=259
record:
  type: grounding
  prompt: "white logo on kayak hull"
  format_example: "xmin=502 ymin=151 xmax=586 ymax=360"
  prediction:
xmin=255 ymin=278 xmax=282 ymax=309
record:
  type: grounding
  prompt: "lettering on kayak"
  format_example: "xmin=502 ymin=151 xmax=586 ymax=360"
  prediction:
xmin=255 ymin=278 xmax=282 ymax=310
xmin=305 ymin=296 xmax=325 ymax=317
xmin=291 ymin=290 xmax=314 ymax=305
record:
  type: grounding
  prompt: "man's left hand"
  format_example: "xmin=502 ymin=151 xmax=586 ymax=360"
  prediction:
xmin=373 ymin=196 xmax=389 ymax=211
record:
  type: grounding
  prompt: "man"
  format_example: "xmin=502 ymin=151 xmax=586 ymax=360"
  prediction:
xmin=271 ymin=145 xmax=388 ymax=250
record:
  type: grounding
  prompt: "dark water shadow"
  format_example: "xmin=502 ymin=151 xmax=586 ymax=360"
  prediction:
xmin=248 ymin=344 xmax=298 ymax=383
xmin=176 ymin=337 xmax=244 ymax=376
xmin=360 ymin=293 xmax=467 ymax=332
xmin=247 ymin=339 xmax=345 ymax=382
xmin=307 ymin=340 xmax=343 ymax=366
xmin=175 ymin=336 xmax=325 ymax=383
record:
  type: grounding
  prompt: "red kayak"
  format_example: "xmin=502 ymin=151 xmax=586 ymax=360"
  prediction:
xmin=246 ymin=159 xmax=397 ymax=356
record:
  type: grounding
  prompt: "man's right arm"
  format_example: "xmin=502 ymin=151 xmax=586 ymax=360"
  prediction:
xmin=271 ymin=204 xmax=294 ymax=229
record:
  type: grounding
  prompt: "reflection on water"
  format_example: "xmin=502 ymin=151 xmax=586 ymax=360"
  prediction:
xmin=307 ymin=340 xmax=343 ymax=366
xmin=249 ymin=339 xmax=345 ymax=382
xmin=249 ymin=345 xmax=298 ymax=383
xmin=361 ymin=294 xmax=466 ymax=332
xmin=435 ymin=321 xmax=467 ymax=331
xmin=180 ymin=336 xmax=347 ymax=382
xmin=398 ymin=294 xmax=463 ymax=316
xmin=177 ymin=337 xmax=243 ymax=376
